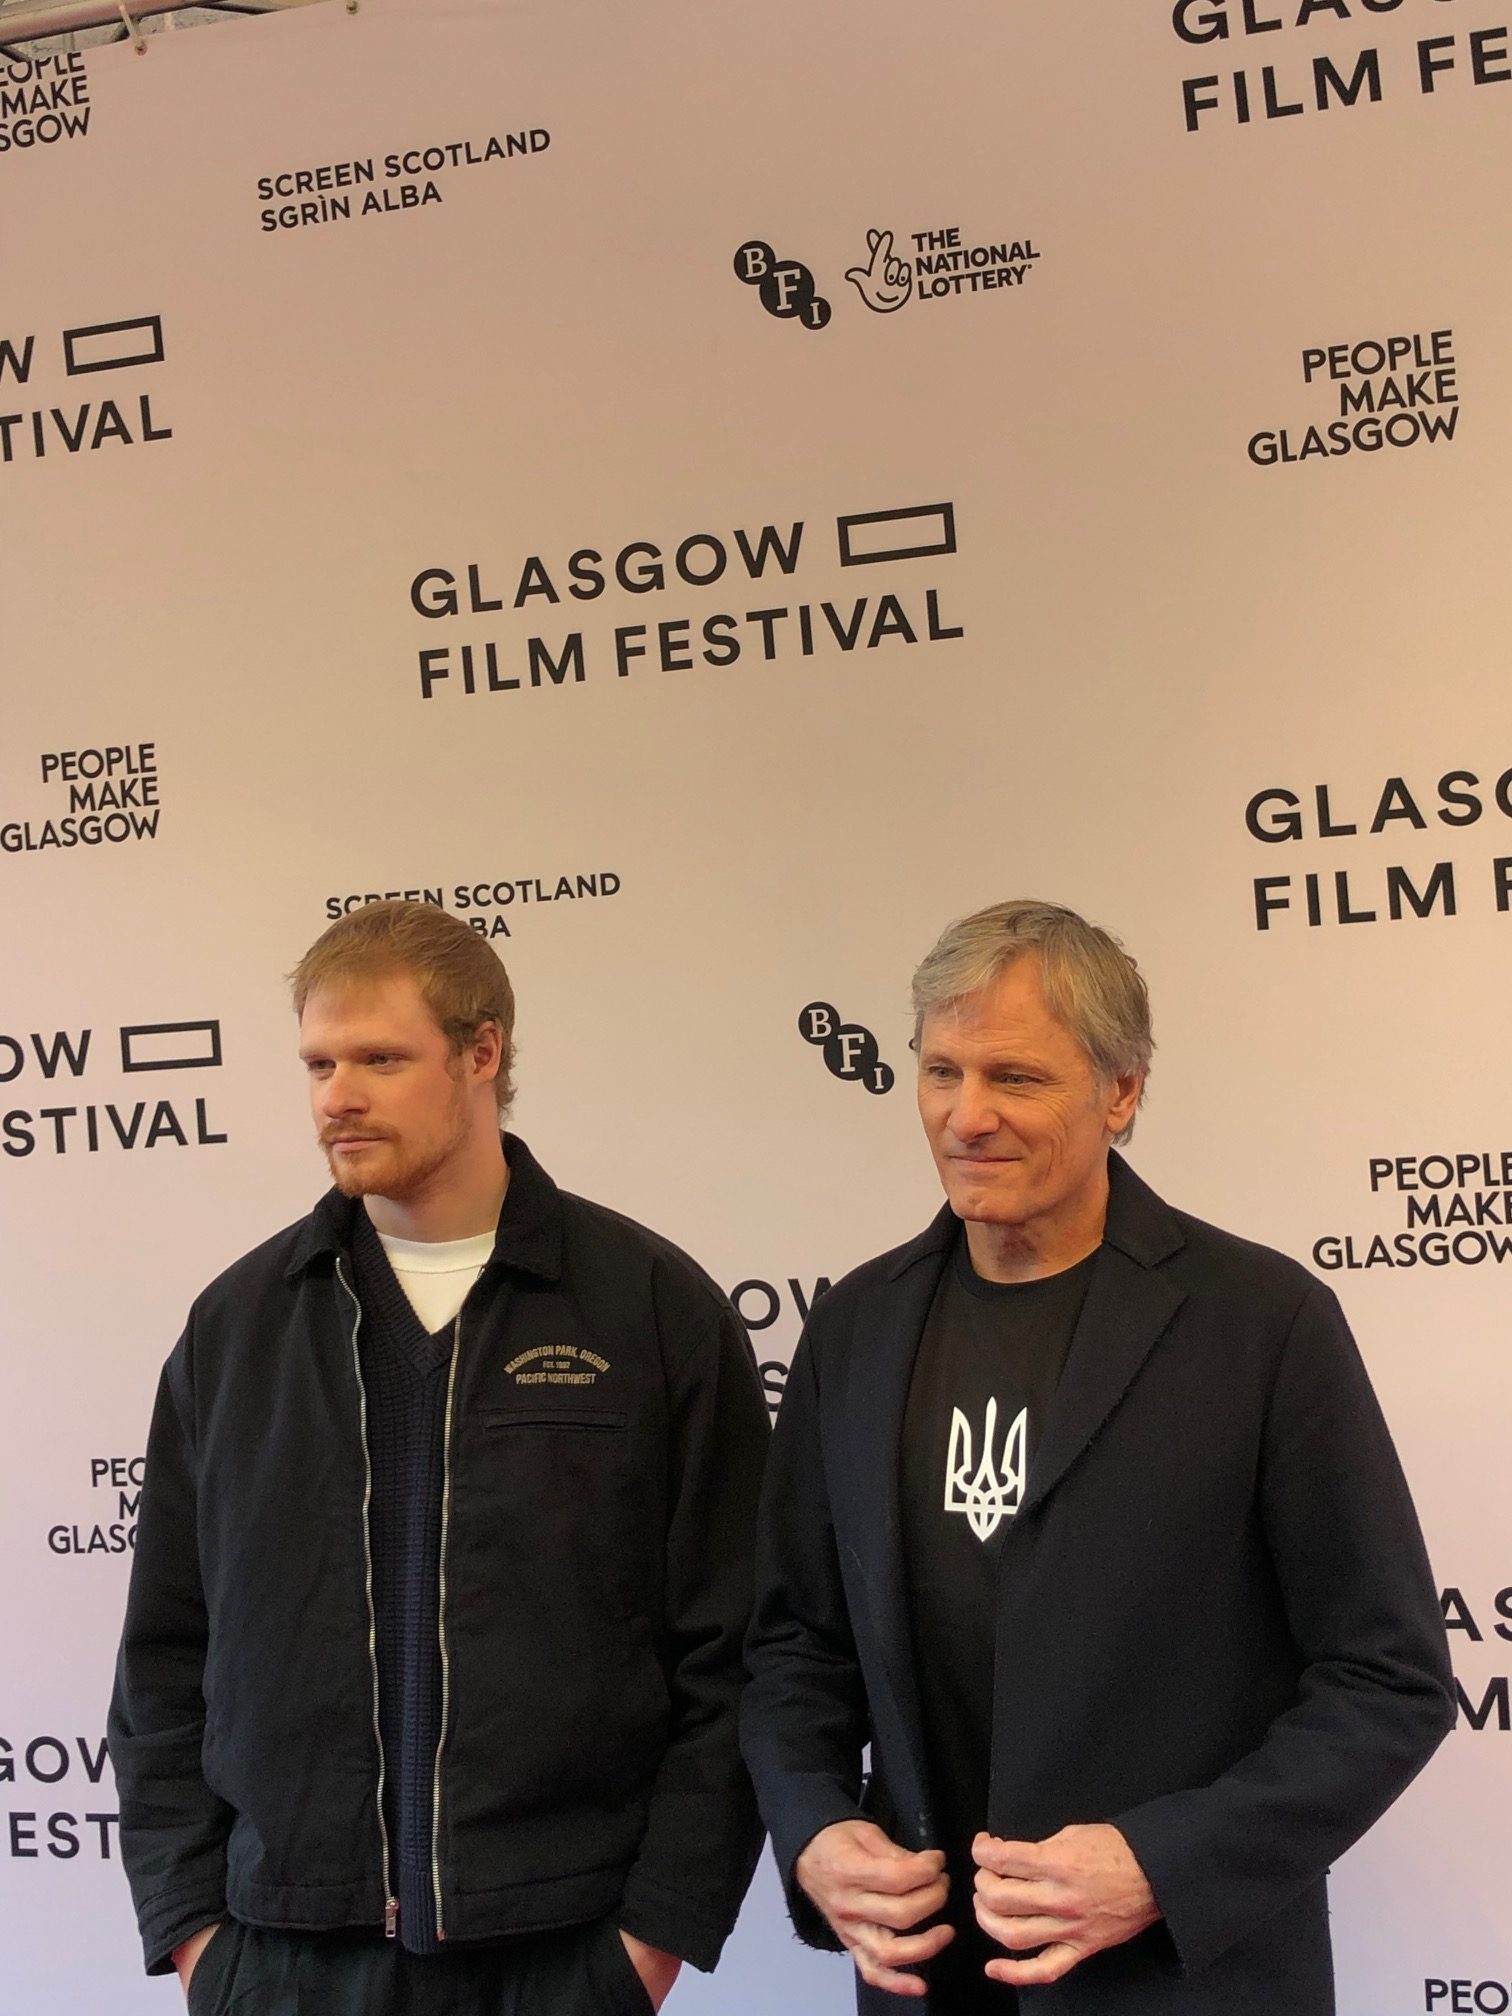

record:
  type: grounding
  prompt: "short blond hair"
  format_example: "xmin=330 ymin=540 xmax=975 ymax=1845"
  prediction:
xmin=911 ymin=900 xmax=1152 ymax=1142
xmin=290 ymin=901 xmax=515 ymax=1113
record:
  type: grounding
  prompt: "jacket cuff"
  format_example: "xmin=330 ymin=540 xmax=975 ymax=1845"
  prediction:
xmin=616 ymin=1867 xmax=739 ymax=1974
xmin=139 ymin=1887 xmax=228 ymax=1977
xmin=1110 ymin=1804 xmax=1216 ymax=1979
xmin=770 ymin=1791 xmax=869 ymax=1953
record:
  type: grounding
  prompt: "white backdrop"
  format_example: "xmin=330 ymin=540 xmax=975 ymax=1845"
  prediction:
xmin=2 ymin=1 xmax=1509 ymax=2010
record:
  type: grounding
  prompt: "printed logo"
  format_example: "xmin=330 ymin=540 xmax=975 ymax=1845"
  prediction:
xmin=1243 ymin=762 xmax=1512 ymax=934
xmin=0 ymin=1017 xmax=228 ymax=1160
xmin=1173 ymin=3 xmax=1512 ymax=135
xmin=1 ymin=314 xmax=170 ymax=469
xmin=255 ymin=129 xmax=550 ymax=236
xmin=845 ymin=229 xmax=912 ymax=312
xmin=1441 ymin=1579 xmax=1512 ymax=1737
xmin=48 ymin=1457 xmax=143 ymax=1557
xmin=1425 ymin=1980 xmax=1512 ymax=2012
xmin=2 ymin=740 xmax=161 ymax=858
xmin=850 ymin=223 xmax=1039 ymax=308
xmin=0 ymin=1736 xmax=119 ymax=1867
xmin=732 ymin=241 xmax=832 ymax=330
xmin=504 ymin=1345 xmax=609 ymax=1388
xmin=324 ymin=872 xmax=623 ymax=942
xmin=836 ymin=501 xmax=955 ymax=566
xmin=406 ymin=497 xmax=963 ymax=702
xmin=1247 ymin=328 xmax=1459 ymax=467
xmin=0 ymin=53 xmax=91 ymax=157
xmin=726 ymin=1274 xmax=835 ymax=1415
xmin=945 ymin=1398 xmax=1027 ymax=1542
xmin=1313 ymin=1151 xmax=1512 ymax=1275
xmin=798 ymin=1002 xmax=895 ymax=1095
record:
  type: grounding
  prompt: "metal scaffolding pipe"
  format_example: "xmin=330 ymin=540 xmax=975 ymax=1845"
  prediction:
xmin=0 ymin=0 xmax=321 ymax=50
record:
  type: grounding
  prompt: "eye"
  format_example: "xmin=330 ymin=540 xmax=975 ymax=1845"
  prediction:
xmin=304 ymin=1059 xmax=333 ymax=1078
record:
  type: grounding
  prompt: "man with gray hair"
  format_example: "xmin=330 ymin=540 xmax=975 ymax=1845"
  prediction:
xmin=742 ymin=899 xmax=1452 ymax=2014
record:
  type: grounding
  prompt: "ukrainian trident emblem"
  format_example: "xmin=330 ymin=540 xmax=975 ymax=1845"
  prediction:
xmin=944 ymin=1398 xmax=1028 ymax=1542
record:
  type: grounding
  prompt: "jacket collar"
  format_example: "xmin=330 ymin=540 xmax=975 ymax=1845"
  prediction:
xmin=284 ymin=1132 xmax=565 ymax=1285
xmin=1017 ymin=1150 xmax=1187 ymax=1517
xmin=1097 ymin=1146 xmax=1187 ymax=1270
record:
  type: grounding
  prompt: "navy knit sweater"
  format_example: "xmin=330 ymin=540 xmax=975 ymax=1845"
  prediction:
xmin=351 ymin=1209 xmax=455 ymax=1954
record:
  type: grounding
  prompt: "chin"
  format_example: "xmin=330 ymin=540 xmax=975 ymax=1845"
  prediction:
xmin=327 ymin=1154 xmax=392 ymax=1199
xmin=947 ymin=1175 xmax=1016 ymax=1212
xmin=951 ymin=1189 xmax=1034 ymax=1228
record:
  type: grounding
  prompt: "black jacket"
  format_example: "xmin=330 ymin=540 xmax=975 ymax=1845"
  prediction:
xmin=741 ymin=1154 xmax=1454 ymax=2014
xmin=109 ymin=1137 xmax=769 ymax=1975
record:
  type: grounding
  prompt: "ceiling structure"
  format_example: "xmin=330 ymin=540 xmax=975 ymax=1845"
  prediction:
xmin=1 ymin=0 xmax=324 ymax=61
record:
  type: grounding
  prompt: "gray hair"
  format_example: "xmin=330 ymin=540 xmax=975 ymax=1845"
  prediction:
xmin=911 ymin=900 xmax=1153 ymax=1143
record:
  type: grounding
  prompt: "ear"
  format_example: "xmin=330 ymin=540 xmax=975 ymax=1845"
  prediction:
xmin=1104 ymin=1070 xmax=1143 ymax=1139
xmin=468 ymin=1019 xmax=503 ymax=1088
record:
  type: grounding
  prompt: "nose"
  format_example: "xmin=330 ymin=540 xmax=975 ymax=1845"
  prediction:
xmin=319 ymin=1064 xmax=366 ymax=1119
xmin=949 ymin=1075 xmax=998 ymax=1143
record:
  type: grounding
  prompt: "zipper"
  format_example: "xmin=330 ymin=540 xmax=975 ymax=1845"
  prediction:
xmin=430 ymin=1309 xmax=463 ymax=1943
xmin=336 ymin=1256 xmax=399 ymax=1940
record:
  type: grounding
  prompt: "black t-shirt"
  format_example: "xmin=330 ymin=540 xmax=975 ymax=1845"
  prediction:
xmin=900 ymin=1236 xmax=1098 ymax=2012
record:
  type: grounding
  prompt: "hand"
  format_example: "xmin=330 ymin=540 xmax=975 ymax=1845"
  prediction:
xmin=795 ymin=1818 xmax=954 ymax=1998
xmin=844 ymin=229 xmax=913 ymax=313
xmin=972 ymin=1823 xmax=1160 ymax=1987
xmin=619 ymin=1929 xmax=682 ymax=2011
xmin=171 ymin=1922 xmax=221 ymax=2000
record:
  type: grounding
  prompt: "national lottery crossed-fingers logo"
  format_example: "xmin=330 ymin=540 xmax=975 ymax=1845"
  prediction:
xmin=845 ymin=228 xmax=912 ymax=313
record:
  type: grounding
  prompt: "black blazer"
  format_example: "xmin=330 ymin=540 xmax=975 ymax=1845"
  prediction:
xmin=741 ymin=1154 xmax=1454 ymax=2014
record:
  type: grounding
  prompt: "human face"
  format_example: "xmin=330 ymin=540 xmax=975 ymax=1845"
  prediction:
xmin=916 ymin=958 xmax=1141 ymax=1265
xmin=299 ymin=972 xmax=472 ymax=1203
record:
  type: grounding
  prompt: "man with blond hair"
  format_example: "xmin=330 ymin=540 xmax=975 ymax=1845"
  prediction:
xmin=110 ymin=900 xmax=768 ymax=2015
xmin=742 ymin=899 xmax=1452 ymax=2015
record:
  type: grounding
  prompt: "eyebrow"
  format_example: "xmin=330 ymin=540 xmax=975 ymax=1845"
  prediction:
xmin=297 ymin=1038 xmax=410 ymax=1060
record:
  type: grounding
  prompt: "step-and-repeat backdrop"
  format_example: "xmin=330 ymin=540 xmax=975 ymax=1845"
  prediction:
xmin=3 ymin=1 xmax=1508 ymax=2009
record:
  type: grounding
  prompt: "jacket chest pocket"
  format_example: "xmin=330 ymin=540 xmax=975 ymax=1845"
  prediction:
xmin=464 ymin=1408 xmax=641 ymax=1618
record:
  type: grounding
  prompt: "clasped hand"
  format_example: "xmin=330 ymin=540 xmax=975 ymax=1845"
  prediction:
xmin=795 ymin=1819 xmax=953 ymax=1998
xmin=971 ymin=1821 xmax=1160 ymax=1987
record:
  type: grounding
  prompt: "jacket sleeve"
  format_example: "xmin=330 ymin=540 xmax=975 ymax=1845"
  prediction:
xmin=107 ymin=1334 xmax=233 ymax=1974
xmin=1113 ymin=1279 xmax=1455 ymax=1977
xmin=740 ymin=1321 xmax=871 ymax=1952
xmin=615 ymin=1296 xmax=771 ymax=1972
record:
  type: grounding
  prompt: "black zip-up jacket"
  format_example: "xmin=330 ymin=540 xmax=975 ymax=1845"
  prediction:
xmin=108 ymin=1137 xmax=769 ymax=1975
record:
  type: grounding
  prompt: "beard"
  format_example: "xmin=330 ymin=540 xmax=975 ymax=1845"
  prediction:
xmin=318 ymin=1084 xmax=470 ymax=1203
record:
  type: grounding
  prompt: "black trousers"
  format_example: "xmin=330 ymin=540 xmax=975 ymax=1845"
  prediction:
xmin=186 ymin=1916 xmax=655 ymax=2016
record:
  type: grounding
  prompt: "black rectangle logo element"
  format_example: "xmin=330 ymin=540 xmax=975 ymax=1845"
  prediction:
xmin=63 ymin=316 xmax=165 ymax=376
xmin=119 ymin=1020 xmax=222 ymax=1072
xmin=837 ymin=502 xmax=956 ymax=566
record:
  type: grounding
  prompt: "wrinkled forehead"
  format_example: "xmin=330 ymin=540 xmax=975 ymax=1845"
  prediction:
xmin=917 ymin=960 xmax=1087 ymax=1061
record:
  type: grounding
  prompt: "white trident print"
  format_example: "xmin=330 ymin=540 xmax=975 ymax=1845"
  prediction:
xmin=944 ymin=1397 xmax=1028 ymax=1542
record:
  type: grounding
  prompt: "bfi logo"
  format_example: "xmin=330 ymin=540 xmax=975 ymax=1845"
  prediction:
xmin=733 ymin=240 xmax=831 ymax=331
xmin=798 ymin=1002 xmax=894 ymax=1095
